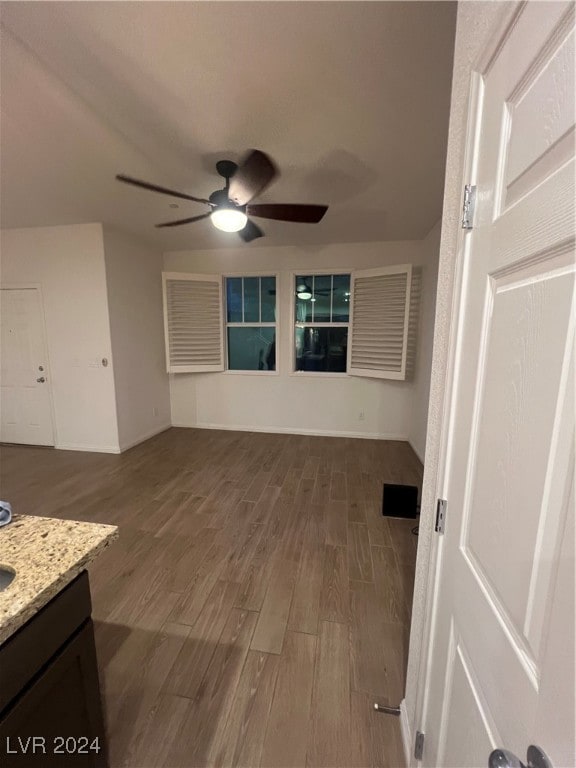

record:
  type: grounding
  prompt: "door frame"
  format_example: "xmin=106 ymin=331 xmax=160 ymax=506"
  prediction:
xmin=401 ymin=3 xmax=525 ymax=764
xmin=0 ymin=282 xmax=57 ymax=446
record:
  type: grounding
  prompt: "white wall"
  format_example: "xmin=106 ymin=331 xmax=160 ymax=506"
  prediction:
xmin=408 ymin=221 xmax=441 ymax=460
xmin=1 ymin=223 xmax=120 ymax=451
xmin=165 ymin=239 xmax=436 ymax=439
xmin=103 ymin=228 xmax=171 ymax=451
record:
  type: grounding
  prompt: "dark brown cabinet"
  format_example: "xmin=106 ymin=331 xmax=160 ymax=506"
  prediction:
xmin=0 ymin=573 xmax=107 ymax=767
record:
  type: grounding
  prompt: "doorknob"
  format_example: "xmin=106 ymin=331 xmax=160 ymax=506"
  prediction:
xmin=489 ymin=745 xmax=552 ymax=768
xmin=36 ymin=377 xmax=46 ymax=383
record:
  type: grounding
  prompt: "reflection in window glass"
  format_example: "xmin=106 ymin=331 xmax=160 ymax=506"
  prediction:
xmin=295 ymin=327 xmax=348 ymax=372
xmin=228 ymin=327 xmax=276 ymax=371
xmin=295 ymin=275 xmax=313 ymax=322
xmin=295 ymin=273 xmax=351 ymax=323
xmin=294 ymin=273 xmax=351 ymax=373
xmin=313 ymin=274 xmax=332 ymax=322
xmin=243 ymin=277 xmax=260 ymax=322
xmin=226 ymin=277 xmax=243 ymax=322
xmin=332 ymin=274 xmax=351 ymax=322
xmin=260 ymin=276 xmax=276 ymax=322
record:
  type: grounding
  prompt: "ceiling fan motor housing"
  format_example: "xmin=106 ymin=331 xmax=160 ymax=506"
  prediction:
xmin=214 ymin=160 xmax=242 ymax=209
xmin=215 ymin=160 xmax=238 ymax=180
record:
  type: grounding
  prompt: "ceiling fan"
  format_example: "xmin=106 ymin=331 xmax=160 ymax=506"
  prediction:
xmin=116 ymin=150 xmax=328 ymax=242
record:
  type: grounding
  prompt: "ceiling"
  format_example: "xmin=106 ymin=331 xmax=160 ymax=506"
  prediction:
xmin=0 ymin=2 xmax=456 ymax=251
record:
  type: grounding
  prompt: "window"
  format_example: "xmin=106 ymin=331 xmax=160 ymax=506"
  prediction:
xmin=294 ymin=274 xmax=350 ymax=373
xmin=162 ymin=266 xmax=418 ymax=380
xmin=225 ymin=276 xmax=277 ymax=371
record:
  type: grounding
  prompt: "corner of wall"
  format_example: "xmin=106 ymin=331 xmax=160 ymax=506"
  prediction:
xmin=103 ymin=229 xmax=171 ymax=448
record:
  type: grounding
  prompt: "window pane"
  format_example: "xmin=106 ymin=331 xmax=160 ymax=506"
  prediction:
xmin=294 ymin=326 xmax=348 ymax=372
xmin=313 ymin=274 xmax=331 ymax=322
xmin=228 ymin=327 xmax=276 ymax=371
xmin=332 ymin=274 xmax=351 ymax=322
xmin=243 ymin=277 xmax=260 ymax=322
xmin=226 ymin=277 xmax=242 ymax=322
xmin=260 ymin=276 xmax=276 ymax=322
xmin=295 ymin=275 xmax=313 ymax=322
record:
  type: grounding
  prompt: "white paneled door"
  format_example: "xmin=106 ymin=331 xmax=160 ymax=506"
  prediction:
xmin=1 ymin=288 xmax=54 ymax=446
xmin=422 ymin=3 xmax=575 ymax=768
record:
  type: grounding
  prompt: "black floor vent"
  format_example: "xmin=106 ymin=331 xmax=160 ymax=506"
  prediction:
xmin=382 ymin=483 xmax=419 ymax=519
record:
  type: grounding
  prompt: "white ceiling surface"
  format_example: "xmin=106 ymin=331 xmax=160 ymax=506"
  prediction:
xmin=0 ymin=2 xmax=456 ymax=250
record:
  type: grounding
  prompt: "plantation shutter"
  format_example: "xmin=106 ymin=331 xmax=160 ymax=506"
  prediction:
xmin=348 ymin=264 xmax=413 ymax=380
xmin=405 ymin=267 xmax=422 ymax=381
xmin=162 ymin=272 xmax=224 ymax=373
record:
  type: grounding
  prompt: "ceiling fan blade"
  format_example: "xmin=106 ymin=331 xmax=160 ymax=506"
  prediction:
xmin=238 ymin=219 xmax=264 ymax=243
xmin=247 ymin=203 xmax=328 ymax=223
xmin=116 ymin=174 xmax=211 ymax=205
xmin=155 ymin=213 xmax=212 ymax=228
xmin=228 ymin=150 xmax=278 ymax=206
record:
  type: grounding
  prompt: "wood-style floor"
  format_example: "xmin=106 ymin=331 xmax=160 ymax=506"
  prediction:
xmin=1 ymin=428 xmax=421 ymax=768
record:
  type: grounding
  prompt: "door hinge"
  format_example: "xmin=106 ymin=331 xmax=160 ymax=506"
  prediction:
xmin=414 ymin=730 xmax=425 ymax=761
xmin=435 ymin=498 xmax=447 ymax=534
xmin=461 ymin=184 xmax=476 ymax=229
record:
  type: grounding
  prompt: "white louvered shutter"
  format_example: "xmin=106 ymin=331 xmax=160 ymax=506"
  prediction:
xmin=405 ymin=267 xmax=422 ymax=380
xmin=162 ymin=273 xmax=224 ymax=373
xmin=348 ymin=265 xmax=413 ymax=380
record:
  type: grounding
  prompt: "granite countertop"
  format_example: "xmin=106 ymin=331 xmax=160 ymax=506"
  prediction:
xmin=0 ymin=514 xmax=118 ymax=645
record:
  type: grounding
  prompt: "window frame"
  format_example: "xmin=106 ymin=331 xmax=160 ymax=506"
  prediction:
xmin=223 ymin=271 xmax=280 ymax=375
xmin=290 ymin=268 xmax=352 ymax=378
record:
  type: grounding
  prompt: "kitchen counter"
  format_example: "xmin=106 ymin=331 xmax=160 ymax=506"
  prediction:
xmin=0 ymin=514 xmax=118 ymax=645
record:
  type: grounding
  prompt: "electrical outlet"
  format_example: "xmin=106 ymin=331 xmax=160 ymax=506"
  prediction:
xmin=152 ymin=406 xmax=159 ymax=418
xmin=359 ymin=411 xmax=365 ymax=421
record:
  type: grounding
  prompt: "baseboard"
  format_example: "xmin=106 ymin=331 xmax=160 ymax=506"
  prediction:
xmin=172 ymin=421 xmax=410 ymax=441
xmin=118 ymin=423 xmax=171 ymax=453
xmin=408 ymin=438 xmax=425 ymax=463
xmin=400 ymin=699 xmax=413 ymax=766
xmin=56 ymin=443 xmax=121 ymax=454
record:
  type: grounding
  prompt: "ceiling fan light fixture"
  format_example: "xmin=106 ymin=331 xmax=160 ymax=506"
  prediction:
xmin=211 ymin=207 xmax=248 ymax=233
xmin=117 ymin=151 xmax=328 ymax=238
xmin=297 ymin=281 xmax=313 ymax=300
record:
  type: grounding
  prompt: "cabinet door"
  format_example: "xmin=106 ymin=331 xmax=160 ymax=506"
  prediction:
xmin=0 ymin=620 xmax=107 ymax=768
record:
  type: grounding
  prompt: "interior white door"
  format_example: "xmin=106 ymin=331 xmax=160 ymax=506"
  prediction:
xmin=1 ymin=288 xmax=54 ymax=446
xmin=422 ymin=3 xmax=575 ymax=768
